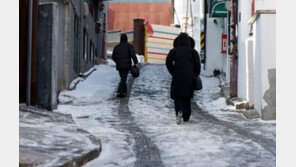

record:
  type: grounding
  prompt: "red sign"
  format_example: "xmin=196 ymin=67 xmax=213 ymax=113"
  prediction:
xmin=221 ymin=34 xmax=227 ymax=54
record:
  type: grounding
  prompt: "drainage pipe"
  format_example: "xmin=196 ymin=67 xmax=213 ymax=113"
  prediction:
xmin=26 ymin=0 xmax=33 ymax=106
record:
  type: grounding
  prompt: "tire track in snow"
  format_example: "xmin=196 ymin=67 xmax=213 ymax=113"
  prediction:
xmin=191 ymin=103 xmax=276 ymax=156
xmin=116 ymin=65 xmax=164 ymax=167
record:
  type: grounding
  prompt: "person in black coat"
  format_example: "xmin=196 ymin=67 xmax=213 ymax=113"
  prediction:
xmin=112 ymin=34 xmax=138 ymax=97
xmin=166 ymin=33 xmax=201 ymax=124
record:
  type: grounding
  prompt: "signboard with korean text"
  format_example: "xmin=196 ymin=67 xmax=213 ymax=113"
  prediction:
xmin=221 ymin=34 xmax=227 ymax=54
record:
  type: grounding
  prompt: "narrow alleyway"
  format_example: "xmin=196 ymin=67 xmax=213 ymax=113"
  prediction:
xmin=56 ymin=62 xmax=275 ymax=167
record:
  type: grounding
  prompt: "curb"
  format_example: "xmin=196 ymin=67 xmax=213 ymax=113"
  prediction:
xmin=19 ymin=147 xmax=101 ymax=167
xmin=60 ymin=147 xmax=101 ymax=167
xmin=217 ymin=75 xmax=261 ymax=120
xmin=19 ymin=104 xmax=102 ymax=167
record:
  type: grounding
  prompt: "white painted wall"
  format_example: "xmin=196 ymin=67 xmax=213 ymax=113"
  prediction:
xmin=205 ymin=15 xmax=224 ymax=76
xmin=225 ymin=54 xmax=230 ymax=80
xmin=237 ymin=0 xmax=252 ymax=100
xmin=253 ymin=19 xmax=262 ymax=115
xmin=260 ymin=14 xmax=276 ymax=108
xmin=253 ymin=14 xmax=276 ymax=115
xmin=255 ymin=0 xmax=276 ymax=11
xmin=246 ymin=37 xmax=254 ymax=106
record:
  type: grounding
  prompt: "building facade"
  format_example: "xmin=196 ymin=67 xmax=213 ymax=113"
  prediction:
xmin=20 ymin=0 xmax=108 ymax=110
xmin=202 ymin=0 xmax=276 ymax=120
xmin=108 ymin=0 xmax=173 ymax=32
xmin=247 ymin=0 xmax=276 ymax=120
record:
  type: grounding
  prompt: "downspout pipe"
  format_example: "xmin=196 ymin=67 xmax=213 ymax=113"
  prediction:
xmin=26 ymin=0 xmax=33 ymax=106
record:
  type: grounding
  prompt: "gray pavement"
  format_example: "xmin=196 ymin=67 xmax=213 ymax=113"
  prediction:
xmin=19 ymin=104 xmax=101 ymax=167
xmin=116 ymin=72 xmax=164 ymax=167
xmin=128 ymin=64 xmax=276 ymax=166
xmin=25 ymin=63 xmax=275 ymax=167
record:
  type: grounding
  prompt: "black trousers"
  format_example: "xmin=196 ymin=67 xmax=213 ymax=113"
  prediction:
xmin=117 ymin=69 xmax=129 ymax=94
xmin=174 ymin=98 xmax=192 ymax=121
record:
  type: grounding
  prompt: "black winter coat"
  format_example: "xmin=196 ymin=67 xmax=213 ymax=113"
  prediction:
xmin=112 ymin=39 xmax=138 ymax=71
xmin=166 ymin=34 xmax=201 ymax=100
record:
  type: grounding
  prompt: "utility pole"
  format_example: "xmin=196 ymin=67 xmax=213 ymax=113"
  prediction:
xmin=190 ymin=0 xmax=194 ymax=37
xmin=184 ymin=0 xmax=189 ymax=33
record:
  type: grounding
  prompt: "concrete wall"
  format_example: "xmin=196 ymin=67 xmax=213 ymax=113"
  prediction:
xmin=63 ymin=0 xmax=79 ymax=90
xmin=205 ymin=14 xmax=224 ymax=76
xmin=97 ymin=1 xmax=109 ymax=59
xmin=37 ymin=3 xmax=58 ymax=110
xmin=40 ymin=0 xmax=101 ymax=75
xmin=253 ymin=14 xmax=276 ymax=120
xmin=107 ymin=30 xmax=133 ymax=53
xmin=39 ymin=0 xmax=66 ymax=92
xmin=39 ymin=0 xmax=85 ymax=91
xmin=108 ymin=1 xmax=172 ymax=32
xmin=37 ymin=0 xmax=103 ymax=109
xmin=237 ymin=0 xmax=252 ymax=100
xmin=107 ymin=30 xmax=121 ymax=42
xmin=79 ymin=0 xmax=98 ymax=73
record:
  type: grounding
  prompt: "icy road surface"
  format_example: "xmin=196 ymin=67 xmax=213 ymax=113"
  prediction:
xmin=56 ymin=62 xmax=275 ymax=167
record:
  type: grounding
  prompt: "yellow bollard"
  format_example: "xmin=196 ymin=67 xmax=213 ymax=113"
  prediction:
xmin=144 ymin=25 xmax=148 ymax=63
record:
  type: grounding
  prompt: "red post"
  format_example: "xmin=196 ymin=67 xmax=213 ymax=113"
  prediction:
xmin=230 ymin=0 xmax=238 ymax=97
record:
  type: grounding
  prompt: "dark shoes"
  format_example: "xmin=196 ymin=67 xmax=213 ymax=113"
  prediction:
xmin=176 ymin=111 xmax=190 ymax=125
xmin=116 ymin=92 xmax=127 ymax=98
xmin=183 ymin=118 xmax=189 ymax=122
xmin=176 ymin=111 xmax=183 ymax=125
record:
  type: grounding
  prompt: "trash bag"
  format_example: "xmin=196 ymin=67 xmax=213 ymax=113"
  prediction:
xmin=131 ymin=65 xmax=140 ymax=78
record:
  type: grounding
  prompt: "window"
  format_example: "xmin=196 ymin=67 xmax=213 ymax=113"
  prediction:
xmin=90 ymin=41 xmax=94 ymax=63
xmin=83 ymin=30 xmax=89 ymax=62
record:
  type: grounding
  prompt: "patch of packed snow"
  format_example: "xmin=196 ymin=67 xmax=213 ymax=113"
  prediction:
xmin=55 ymin=62 xmax=136 ymax=167
xmin=19 ymin=110 xmax=100 ymax=167
xmin=58 ymin=65 xmax=116 ymax=105
xmin=129 ymin=65 xmax=275 ymax=166
xmin=106 ymin=58 xmax=116 ymax=67
xmin=54 ymin=63 xmax=275 ymax=167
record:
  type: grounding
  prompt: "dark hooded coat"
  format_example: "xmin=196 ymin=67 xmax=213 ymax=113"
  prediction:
xmin=112 ymin=34 xmax=138 ymax=71
xmin=166 ymin=33 xmax=201 ymax=99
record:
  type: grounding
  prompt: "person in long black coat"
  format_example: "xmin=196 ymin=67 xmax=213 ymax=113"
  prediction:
xmin=166 ymin=33 xmax=201 ymax=124
xmin=112 ymin=34 xmax=138 ymax=97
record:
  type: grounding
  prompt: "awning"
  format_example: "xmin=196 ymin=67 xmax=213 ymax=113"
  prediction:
xmin=210 ymin=1 xmax=227 ymax=18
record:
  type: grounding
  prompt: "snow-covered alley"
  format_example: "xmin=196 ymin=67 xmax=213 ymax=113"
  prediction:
xmin=55 ymin=61 xmax=276 ymax=167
